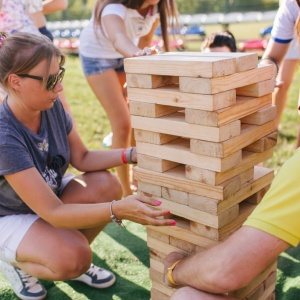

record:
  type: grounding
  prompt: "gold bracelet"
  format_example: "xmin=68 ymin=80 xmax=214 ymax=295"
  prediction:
xmin=167 ymin=260 xmax=181 ymax=286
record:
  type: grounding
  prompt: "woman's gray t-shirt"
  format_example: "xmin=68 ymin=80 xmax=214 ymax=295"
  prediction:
xmin=0 ymin=98 xmax=72 ymax=216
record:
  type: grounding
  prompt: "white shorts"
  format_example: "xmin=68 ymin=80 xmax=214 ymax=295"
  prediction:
xmin=285 ymin=38 xmax=300 ymax=60
xmin=0 ymin=174 xmax=75 ymax=263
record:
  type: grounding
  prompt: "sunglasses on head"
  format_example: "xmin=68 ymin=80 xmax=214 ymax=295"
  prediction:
xmin=17 ymin=66 xmax=65 ymax=91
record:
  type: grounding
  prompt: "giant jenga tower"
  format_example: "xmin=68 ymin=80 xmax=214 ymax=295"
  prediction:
xmin=124 ymin=52 xmax=277 ymax=300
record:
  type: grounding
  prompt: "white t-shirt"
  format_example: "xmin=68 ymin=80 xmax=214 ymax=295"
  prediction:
xmin=79 ymin=3 xmax=159 ymax=59
xmin=271 ymin=0 xmax=299 ymax=43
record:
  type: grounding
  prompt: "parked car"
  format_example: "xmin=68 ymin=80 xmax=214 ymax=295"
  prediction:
xmin=260 ymin=25 xmax=272 ymax=37
xmin=239 ymin=38 xmax=269 ymax=52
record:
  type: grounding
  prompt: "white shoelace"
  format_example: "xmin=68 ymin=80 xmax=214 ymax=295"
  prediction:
xmin=16 ymin=268 xmax=39 ymax=289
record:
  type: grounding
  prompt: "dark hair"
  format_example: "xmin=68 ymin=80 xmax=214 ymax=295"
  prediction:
xmin=201 ymin=30 xmax=237 ymax=52
xmin=93 ymin=0 xmax=178 ymax=52
xmin=0 ymin=32 xmax=65 ymax=89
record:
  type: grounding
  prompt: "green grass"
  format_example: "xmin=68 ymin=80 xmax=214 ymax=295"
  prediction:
xmin=1 ymin=42 xmax=300 ymax=299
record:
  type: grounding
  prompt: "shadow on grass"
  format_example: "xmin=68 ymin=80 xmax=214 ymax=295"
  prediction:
xmin=276 ymin=244 xmax=300 ymax=299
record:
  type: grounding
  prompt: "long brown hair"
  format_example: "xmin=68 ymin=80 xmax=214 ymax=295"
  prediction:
xmin=93 ymin=0 xmax=178 ymax=52
xmin=295 ymin=0 xmax=300 ymax=42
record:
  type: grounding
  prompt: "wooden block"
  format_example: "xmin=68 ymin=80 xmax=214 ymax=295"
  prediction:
xmin=147 ymin=225 xmax=219 ymax=249
xmin=190 ymin=202 xmax=256 ymax=241
xmin=171 ymin=215 xmax=190 ymax=230
xmin=137 ymin=154 xmax=180 ymax=172
xmin=147 ymin=227 xmax=170 ymax=243
xmin=150 ymin=256 xmax=164 ymax=270
xmin=169 ymin=236 xmax=197 ymax=253
xmin=147 ymin=236 xmax=189 ymax=255
xmin=137 ymin=139 xmax=242 ymax=172
xmin=160 ymin=51 xmax=258 ymax=72
xmin=151 ymin=281 xmax=175 ymax=297
xmin=228 ymin=261 xmax=276 ymax=299
xmin=129 ymin=100 xmax=180 ymax=117
xmin=138 ymin=181 xmax=162 ymax=197
xmin=217 ymin=166 xmax=274 ymax=214
xmin=128 ymin=85 xmax=237 ymax=111
xmin=190 ymin=121 xmax=275 ymax=158
xmin=145 ymin=193 xmax=240 ymax=228
xmin=241 ymin=106 xmax=276 ymax=125
xmin=132 ymin=113 xmax=241 ymax=142
xmin=243 ymin=132 xmax=277 ymax=153
xmin=135 ymin=164 xmax=241 ymax=200
xmin=179 ymin=64 xmax=273 ymax=94
xmin=124 ymin=54 xmax=237 ymax=78
xmin=240 ymin=167 xmax=254 ymax=184
xmin=245 ymin=283 xmax=265 ymax=300
xmin=236 ymin=79 xmax=274 ymax=97
xmin=185 ymin=94 xmax=272 ymax=127
xmin=257 ymin=283 xmax=276 ymax=300
xmin=149 ymin=268 xmax=164 ymax=284
xmin=186 ymin=149 xmax=273 ymax=186
xmin=134 ymin=129 xmax=178 ymax=145
xmin=162 ymin=187 xmax=189 ymax=205
xmin=126 ymin=73 xmax=178 ymax=88
xmin=245 ymin=184 xmax=271 ymax=204
xmin=150 ymin=288 xmax=170 ymax=300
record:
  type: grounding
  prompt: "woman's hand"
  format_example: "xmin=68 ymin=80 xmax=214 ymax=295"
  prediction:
xmin=111 ymin=194 xmax=176 ymax=226
xmin=132 ymin=44 xmax=163 ymax=57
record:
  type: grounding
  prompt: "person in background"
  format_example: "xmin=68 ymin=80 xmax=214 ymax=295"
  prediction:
xmin=0 ymin=32 xmax=176 ymax=300
xmin=162 ymin=1 xmax=300 ymax=299
xmin=79 ymin=0 xmax=179 ymax=197
xmin=201 ymin=30 xmax=237 ymax=53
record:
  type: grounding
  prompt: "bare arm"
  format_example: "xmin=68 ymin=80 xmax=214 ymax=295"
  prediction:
xmin=42 ymin=0 xmax=68 ymax=15
xmin=5 ymin=167 xmax=173 ymax=229
xmin=164 ymin=226 xmax=289 ymax=294
xmin=67 ymin=126 xmax=136 ymax=172
xmin=138 ymin=18 xmax=160 ymax=49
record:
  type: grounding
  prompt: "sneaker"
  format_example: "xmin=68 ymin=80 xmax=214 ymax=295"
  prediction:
xmin=102 ymin=132 xmax=113 ymax=148
xmin=0 ymin=261 xmax=47 ymax=300
xmin=72 ymin=263 xmax=115 ymax=288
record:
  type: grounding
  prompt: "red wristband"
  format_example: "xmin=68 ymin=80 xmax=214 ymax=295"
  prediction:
xmin=121 ymin=148 xmax=127 ymax=164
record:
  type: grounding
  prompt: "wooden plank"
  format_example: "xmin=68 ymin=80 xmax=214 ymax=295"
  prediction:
xmin=147 ymin=225 xmax=219 ymax=248
xmin=134 ymin=129 xmax=178 ymax=145
xmin=161 ymin=51 xmax=258 ymax=72
xmin=190 ymin=121 xmax=275 ymax=157
xmin=136 ymin=139 xmax=242 ymax=172
xmin=236 ymin=79 xmax=274 ymax=97
xmin=124 ymin=54 xmax=237 ymax=78
xmin=170 ymin=236 xmax=197 ymax=253
xmin=150 ymin=288 xmax=170 ymax=300
xmin=129 ymin=100 xmax=180 ymax=117
xmin=134 ymin=164 xmax=241 ymax=200
xmin=179 ymin=64 xmax=273 ymax=94
xmin=126 ymin=73 xmax=178 ymax=88
xmin=145 ymin=193 xmax=240 ymax=228
xmin=137 ymin=181 xmax=162 ymax=197
xmin=185 ymin=94 xmax=272 ymax=127
xmin=245 ymin=184 xmax=271 ymax=204
xmin=190 ymin=202 xmax=256 ymax=241
xmin=186 ymin=149 xmax=273 ymax=186
xmin=161 ymin=187 xmax=189 ymax=205
xmin=188 ymin=166 xmax=274 ymax=214
xmin=128 ymin=85 xmax=236 ymax=110
xmin=244 ymin=132 xmax=277 ymax=153
xmin=132 ymin=113 xmax=241 ymax=142
xmin=241 ymin=106 xmax=276 ymax=125
xmin=151 ymin=281 xmax=175 ymax=297
xmin=137 ymin=153 xmax=180 ymax=172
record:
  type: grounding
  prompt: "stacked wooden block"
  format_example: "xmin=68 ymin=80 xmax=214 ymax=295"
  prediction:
xmin=124 ymin=52 xmax=277 ymax=300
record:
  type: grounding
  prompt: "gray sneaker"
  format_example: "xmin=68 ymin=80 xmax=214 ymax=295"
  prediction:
xmin=72 ymin=263 xmax=116 ymax=288
xmin=0 ymin=261 xmax=47 ymax=300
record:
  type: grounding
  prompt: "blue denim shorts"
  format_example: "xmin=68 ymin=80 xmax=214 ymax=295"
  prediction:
xmin=80 ymin=54 xmax=124 ymax=76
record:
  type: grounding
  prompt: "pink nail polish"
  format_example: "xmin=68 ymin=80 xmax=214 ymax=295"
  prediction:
xmin=170 ymin=220 xmax=176 ymax=226
xmin=164 ymin=210 xmax=170 ymax=214
xmin=155 ymin=200 xmax=162 ymax=206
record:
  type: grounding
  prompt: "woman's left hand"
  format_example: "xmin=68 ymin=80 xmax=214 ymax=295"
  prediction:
xmin=132 ymin=45 xmax=163 ymax=57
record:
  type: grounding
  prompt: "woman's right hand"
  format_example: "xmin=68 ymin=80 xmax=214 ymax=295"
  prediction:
xmin=111 ymin=194 xmax=176 ymax=226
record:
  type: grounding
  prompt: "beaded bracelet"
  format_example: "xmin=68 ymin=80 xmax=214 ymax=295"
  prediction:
xmin=110 ymin=200 xmax=125 ymax=228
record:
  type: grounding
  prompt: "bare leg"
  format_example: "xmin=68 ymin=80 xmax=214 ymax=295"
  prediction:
xmin=171 ymin=287 xmax=236 ymax=300
xmin=14 ymin=170 xmax=122 ymax=280
xmin=272 ymin=59 xmax=299 ymax=129
xmin=86 ymin=70 xmax=132 ymax=197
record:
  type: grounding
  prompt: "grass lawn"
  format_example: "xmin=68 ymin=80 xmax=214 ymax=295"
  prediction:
xmin=1 ymin=37 xmax=300 ymax=299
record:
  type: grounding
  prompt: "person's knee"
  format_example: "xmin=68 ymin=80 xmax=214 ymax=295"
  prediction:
xmin=51 ymin=240 xmax=92 ymax=280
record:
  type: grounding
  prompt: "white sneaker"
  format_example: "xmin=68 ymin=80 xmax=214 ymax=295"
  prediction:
xmin=72 ymin=263 xmax=116 ymax=288
xmin=0 ymin=261 xmax=47 ymax=300
xmin=102 ymin=132 xmax=113 ymax=148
